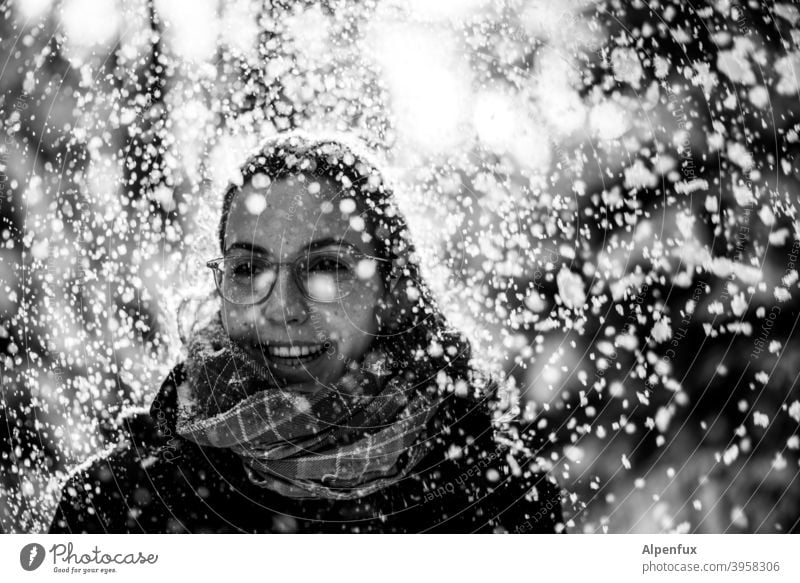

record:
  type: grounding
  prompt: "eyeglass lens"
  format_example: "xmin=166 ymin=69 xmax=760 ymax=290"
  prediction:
xmin=216 ymin=251 xmax=375 ymax=304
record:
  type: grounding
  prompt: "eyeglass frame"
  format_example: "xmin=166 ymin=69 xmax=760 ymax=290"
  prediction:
xmin=206 ymin=242 xmax=393 ymax=306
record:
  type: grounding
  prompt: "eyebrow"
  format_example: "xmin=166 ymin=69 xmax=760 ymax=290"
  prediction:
xmin=225 ymin=237 xmax=361 ymax=257
xmin=225 ymin=242 xmax=273 ymax=256
xmin=307 ymin=237 xmax=357 ymax=252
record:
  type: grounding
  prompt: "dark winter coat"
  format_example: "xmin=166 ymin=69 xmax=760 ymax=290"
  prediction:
xmin=50 ymin=364 xmax=564 ymax=533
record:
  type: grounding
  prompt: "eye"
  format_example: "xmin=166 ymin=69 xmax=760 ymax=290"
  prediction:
xmin=227 ymin=257 xmax=269 ymax=277
xmin=307 ymin=254 xmax=352 ymax=275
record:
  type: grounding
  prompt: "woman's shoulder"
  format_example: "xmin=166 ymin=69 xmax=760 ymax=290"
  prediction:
xmin=48 ymin=414 xmax=173 ymax=533
xmin=49 ymin=364 xmax=193 ymax=533
xmin=409 ymin=392 xmax=565 ymax=533
xmin=50 ymin=363 xmax=304 ymax=533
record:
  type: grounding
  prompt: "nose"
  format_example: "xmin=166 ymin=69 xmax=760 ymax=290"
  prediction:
xmin=260 ymin=266 xmax=309 ymax=326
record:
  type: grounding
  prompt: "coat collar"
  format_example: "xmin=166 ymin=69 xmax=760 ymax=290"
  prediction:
xmin=149 ymin=362 xmax=185 ymax=436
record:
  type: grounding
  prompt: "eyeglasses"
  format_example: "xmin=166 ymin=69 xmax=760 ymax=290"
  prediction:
xmin=206 ymin=245 xmax=391 ymax=305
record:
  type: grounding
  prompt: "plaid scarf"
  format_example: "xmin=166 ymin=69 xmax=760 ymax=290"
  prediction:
xmin=175 ymin=314 xmax=441 ymax=500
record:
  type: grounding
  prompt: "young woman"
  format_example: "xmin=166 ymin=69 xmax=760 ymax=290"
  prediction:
xmin=50 ymin=134 xmax=563 ymax=533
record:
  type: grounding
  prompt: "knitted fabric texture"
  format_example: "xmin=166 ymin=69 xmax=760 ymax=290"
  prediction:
xmin=176 ymin=314 xmax=441 ymax=500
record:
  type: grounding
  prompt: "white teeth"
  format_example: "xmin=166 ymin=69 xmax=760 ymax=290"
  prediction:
xmin=265 ymin=344 xmax=323 ymax=359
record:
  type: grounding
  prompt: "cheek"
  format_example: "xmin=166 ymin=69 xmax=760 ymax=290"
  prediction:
xmin=314 ymin=290 xmax=381 ymax=345
xmin=344 ymin=283 xmax=383 ymax=332
xmin=221 ymin=304 xmax=262 ymax=337
xmin=312 ymin=307 xmax=369 ymax=341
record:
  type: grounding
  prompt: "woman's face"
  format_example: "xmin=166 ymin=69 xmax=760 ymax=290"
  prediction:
xmin=220 ymin=174 xmax=387 ymax=389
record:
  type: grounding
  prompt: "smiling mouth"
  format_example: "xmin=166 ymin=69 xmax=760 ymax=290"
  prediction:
xmin=254 ymin=342 xmax=327 ymax=367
